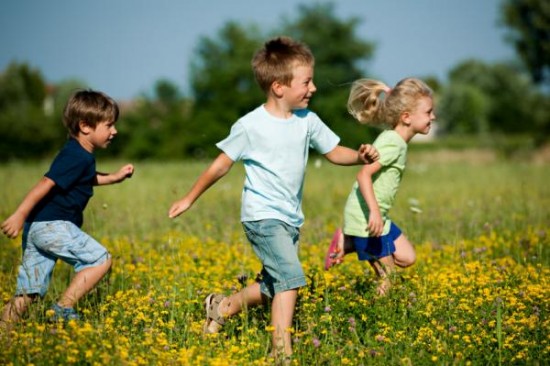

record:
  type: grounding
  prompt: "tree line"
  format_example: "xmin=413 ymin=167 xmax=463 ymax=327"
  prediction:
xmin=1 ymin=1 xmax=548 ymax=161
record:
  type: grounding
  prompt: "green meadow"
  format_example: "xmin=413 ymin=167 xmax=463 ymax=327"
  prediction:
xmin=1 ymin=148 xmax=548 ymax=365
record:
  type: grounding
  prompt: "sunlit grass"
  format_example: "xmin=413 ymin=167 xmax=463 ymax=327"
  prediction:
xmin=1 ymin=150 xmax=549 ymax=364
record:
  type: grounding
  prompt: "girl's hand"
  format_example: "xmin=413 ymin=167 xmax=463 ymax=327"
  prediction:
xmin=358 ymin=144 xmax=379 ymax=164
xmin=367 ymin=211 xmax=384 ymax=237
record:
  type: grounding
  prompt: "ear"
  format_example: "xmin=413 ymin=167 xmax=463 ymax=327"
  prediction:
xmin=271 ymin=80 xmax=285 ymax=97
xmin=79 ymin=120 xmax=93 ymax=135
xmin=400 ymin=112 xmax=411 ymax=126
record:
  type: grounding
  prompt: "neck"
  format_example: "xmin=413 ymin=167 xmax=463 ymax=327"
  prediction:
xmin=393 ymin=125 xmax=414 ymax=143
xmin=74 ymin=135 xmax=95 ymax=153
xmin=263 ymin=98 xmax=294 ymax=119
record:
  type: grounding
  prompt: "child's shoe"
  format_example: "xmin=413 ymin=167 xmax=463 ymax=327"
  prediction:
xmin=203 ymin=293 xmax=226 ymax=334
xmin=49 ymin=303 xmax=80 ymax=322
xmin=324 ymin=228 xmax=344 ymax=270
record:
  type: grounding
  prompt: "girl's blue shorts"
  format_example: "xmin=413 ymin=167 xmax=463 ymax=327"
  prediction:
xmin=351 ymin=222 xmax=402 ymax=261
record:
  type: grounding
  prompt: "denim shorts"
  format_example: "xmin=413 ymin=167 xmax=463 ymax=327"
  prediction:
xmin=352 ymin=222 xmax=402 ymax=261
xmin=15 ymin=221 xmax=110 ymax=297
xmin=242 ymin=219 xmax=306 ymax=298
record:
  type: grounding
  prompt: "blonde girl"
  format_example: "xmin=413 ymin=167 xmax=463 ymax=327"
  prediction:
xmin=325 ymin=78 xmax=435 ymax=295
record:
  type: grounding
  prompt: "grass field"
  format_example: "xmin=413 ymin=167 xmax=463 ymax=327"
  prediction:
xmin=0 ymin=149 xmax=548 ymax=365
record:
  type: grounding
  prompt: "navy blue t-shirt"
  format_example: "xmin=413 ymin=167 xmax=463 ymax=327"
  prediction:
xmin=26 ymin=138 xmax=96 ymax=227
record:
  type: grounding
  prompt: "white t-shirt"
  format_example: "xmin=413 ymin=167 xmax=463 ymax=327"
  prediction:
xmin=217 ymin=105 xmax=339 ymax=227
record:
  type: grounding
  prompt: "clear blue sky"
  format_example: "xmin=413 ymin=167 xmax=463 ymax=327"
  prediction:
xmin=1 ymin=0 xmax=516 ymax=100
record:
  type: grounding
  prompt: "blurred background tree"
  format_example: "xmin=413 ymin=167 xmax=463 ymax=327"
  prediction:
xmin=0 ymin=63 xmax=63 ymax=159
xmin=185 ymin=22 xmax=265 ymax=158
xmin=501 ymin=0 xmax=550 ymax=85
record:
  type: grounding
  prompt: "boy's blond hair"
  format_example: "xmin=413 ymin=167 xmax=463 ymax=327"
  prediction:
xmin=63 ymin=89 xmax=119 ymax=137
xmin=347 ymin=78 xmax=432 ymax=128
xmin=251 ymin=36 xmax=315 ymax=93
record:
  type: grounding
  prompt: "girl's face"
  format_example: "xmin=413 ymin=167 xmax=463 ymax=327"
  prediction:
xmin=407 ymin=96 xmax=435 ymax=135
xmin=282 ymin=64 xmax=317 ymax=110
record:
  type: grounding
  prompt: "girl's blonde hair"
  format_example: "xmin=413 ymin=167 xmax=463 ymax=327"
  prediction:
xmin=347 ymin=78 xmax=432 ymax=128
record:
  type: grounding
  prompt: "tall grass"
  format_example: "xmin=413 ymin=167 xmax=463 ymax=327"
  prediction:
xmin=1 ymin=150 xmax=548 ymax=365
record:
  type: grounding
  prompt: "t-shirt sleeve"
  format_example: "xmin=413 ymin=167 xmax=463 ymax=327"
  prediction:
xmin=45 ymin=149 xmax=91 ymax=191
xmin=308 ymin=113 xmax=340 ymax=154
xmin=215 ymin=121 xmax=247 ymax=162
xmin=374 ymin=134 xmax=401 ymax=167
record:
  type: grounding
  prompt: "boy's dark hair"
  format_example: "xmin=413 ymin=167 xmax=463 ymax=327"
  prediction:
xmin=251 ymin=36 xmax=315 ymax=93
xmin=63 ymin=89 xmax=119 ymax=137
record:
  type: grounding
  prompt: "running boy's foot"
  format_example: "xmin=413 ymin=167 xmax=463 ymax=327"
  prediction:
xmin=324 ymin=228 xmax=344 ymax=270
xmin=203 ymin=293 xmax=226 ymax=334
xmin=49 ymin=303 xmax=80 ymax=322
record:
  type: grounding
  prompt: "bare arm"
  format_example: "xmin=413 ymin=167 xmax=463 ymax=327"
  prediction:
xmin=356 ymin=161 xmax=384 ymax=237
xmin=168 ymin=153 xmax=234 ymax=218
xmin=95 ymin=164 xmax=134 ymax=186
xmin=1 ymin=177 xmax=56 ymax=238
xmin=324 ymin=144 xmax=379 ymax=166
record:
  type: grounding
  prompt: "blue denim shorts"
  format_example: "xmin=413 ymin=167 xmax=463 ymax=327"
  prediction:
xmin=242 ymin=219 xmax=306 ymax=298
xmin=15 ymin=221 xmax=110 ymax=297
xmin=352 ymin=222 xmax=402 ymax=261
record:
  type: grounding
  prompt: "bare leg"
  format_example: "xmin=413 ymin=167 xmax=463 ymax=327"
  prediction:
xmin=205 ymin=281 xmax=266 ymax=333
xmin=213 ymin=284 xmax=298 ymax=358
xmin=57 ymin=257 xmax=112 ymax=308
xmin=392 ymin=234 xmax=416 ymax=268
xmin=219 ymin=281 xmax=265 ymax=316
xmin=369 ymin=256 xmax=395 ymax=296
xmin=270 ymin=289 xmax=298 ymax=358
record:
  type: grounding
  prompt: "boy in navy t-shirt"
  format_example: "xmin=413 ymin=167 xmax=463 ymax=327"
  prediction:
xmin=1 ymin=90 xmax=134 ymax=327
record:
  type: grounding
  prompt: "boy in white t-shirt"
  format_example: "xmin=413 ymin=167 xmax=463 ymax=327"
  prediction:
xmin=168 ymin=36 xmax=378 ymax=359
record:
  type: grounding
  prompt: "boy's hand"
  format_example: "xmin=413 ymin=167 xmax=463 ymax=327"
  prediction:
xmin=358 ymin=144 xmax=379 ymax=164
xmin=116 ymin=164 xmax=134 ymax=182
xmin=1 ymin=212 xmax=25 ymax=238
xmin=118 ymin=164 xmax=134 ymax=180
xmin=168 ymin=199 xmax=191 ymax=219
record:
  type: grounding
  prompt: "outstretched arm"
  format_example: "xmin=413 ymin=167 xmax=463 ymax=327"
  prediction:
xmin=168 ymin=152 xmax=234 ymax=218
xmin=95 ymin=164 xmax=134 ymax=185
xmin=324 ymin=144 xmax=379 ymax=166
xmin=1 ymin=177 xmax=56 ymax=238
xmin=356 ymin=161 xmax=384 ymax=237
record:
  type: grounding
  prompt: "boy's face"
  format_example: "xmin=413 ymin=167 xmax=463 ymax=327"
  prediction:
xmin=282 ymin=64 xmax=316 ymax=110
xmin=86 ymin=120 xmax=118 ymax=150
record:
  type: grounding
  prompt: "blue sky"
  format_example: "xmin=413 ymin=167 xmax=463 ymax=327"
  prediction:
xmin=1 ymin=0 xmax=516 ymax=100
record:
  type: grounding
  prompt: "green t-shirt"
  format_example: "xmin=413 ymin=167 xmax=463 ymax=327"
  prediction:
xmin=343 ymin=129 xmax=407 ymax=237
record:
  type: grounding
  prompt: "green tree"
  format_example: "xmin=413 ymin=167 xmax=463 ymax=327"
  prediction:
xmin=439 ymin=59 xmax=549 ymax=144
xmin=0 ymin=62 xmax=62 ymax=159
xmin=117 ymin=79 xmax=191 ymax=159
xmin=437 ymin=83 xmax=491 ymax=135
xmin=501 ymin=0 xmax=550 ymax=84
xmin=186 ymin=22 xmax=265 ymax=157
